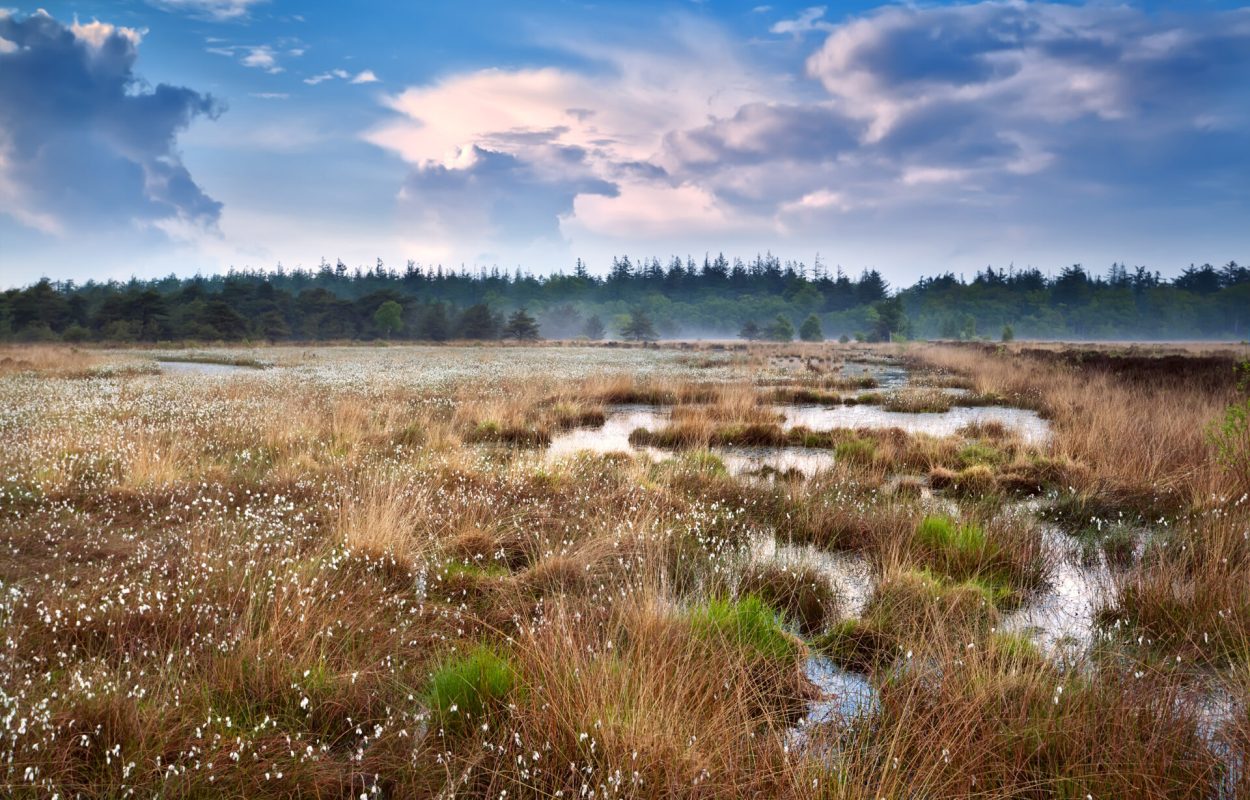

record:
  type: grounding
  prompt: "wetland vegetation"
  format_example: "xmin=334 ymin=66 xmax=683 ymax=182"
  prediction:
xmin=0 ymin=340 xmax=1247 ymax=798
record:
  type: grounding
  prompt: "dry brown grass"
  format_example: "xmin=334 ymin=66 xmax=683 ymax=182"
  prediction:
xmin=908 ymin=342 xmax=1246 ymax=509
xmin=2 ymin=341 xmax=1245 ymax=799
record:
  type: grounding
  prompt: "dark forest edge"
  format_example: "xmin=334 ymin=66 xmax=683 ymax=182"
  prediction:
xmin=3 ymin=255 xmax=1247 ymax=343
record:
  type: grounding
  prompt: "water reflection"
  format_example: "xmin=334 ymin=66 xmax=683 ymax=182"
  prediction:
xmin=782 ymin=403 xmax=1051 ymax=444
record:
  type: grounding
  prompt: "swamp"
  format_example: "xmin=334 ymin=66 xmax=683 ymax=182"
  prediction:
xmin=0 ymin=340 xmax=1247 ymax=799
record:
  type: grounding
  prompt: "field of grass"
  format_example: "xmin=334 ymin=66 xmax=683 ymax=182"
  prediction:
xmin=1 ymin=340 xmax=1247 ymax=798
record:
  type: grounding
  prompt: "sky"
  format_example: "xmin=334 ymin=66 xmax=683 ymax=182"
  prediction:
xmin=1 ymin=1 xmax=1248 ymax=288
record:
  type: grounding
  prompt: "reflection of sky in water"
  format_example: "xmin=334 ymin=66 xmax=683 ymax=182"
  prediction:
xmin=718 ymin=448 xmax=833 ymax=477
xmin=782 ymin=404 xmax=1051 ymax=445
xmin=840 ymin=363 xmax=909 ymax=389
xmin=546 ymin=405 xmax=667 ymax=460
xmin=749 ymin=535 xmax=872 ymax=616
xmin=1002 ymin=524 xmax=1124 ymax=657
xmin=802 ymin=656 xmax=879 ymax=726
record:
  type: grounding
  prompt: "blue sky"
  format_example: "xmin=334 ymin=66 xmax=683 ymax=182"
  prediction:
xmin=1 ymin=1 xmax=1247 ymax=287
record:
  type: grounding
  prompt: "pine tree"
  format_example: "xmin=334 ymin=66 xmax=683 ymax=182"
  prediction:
xmin=459 ymin=303 xmax=499 ymax=339
xmin=583 ymin=314 xmax=606 ymax=340
xmin=621 ymin=308 xmax=657 ymax=342
xmin=738 ymin=320 xmax=761 ymax=341
xmin=503 ymin=308 xmax=541 ymax=340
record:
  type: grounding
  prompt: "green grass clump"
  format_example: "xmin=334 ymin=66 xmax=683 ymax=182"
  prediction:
xmin=834 ymin=437 xmax=876 ymax=464
xmin=739 ymin=563 xmax=839 ymax=634
xmin=867 ymin=568 xmax=1004 ymax=637
xmin=916 ymin=515 xmax=987 ymax=558
xmin=677 ymin=450 xmax=728 ymax=477
xmin=929 ymin=464 xmax=998 ymax=498
xmin=984 ymin=631 xmax=1045 ymax=669
xmin=956 ymin=442 xmax=1005 ymax=468
xmin=689 ymin=596 xmax=799 ymax=662
xmin=426 ymin=645 xmax=518 ymax=730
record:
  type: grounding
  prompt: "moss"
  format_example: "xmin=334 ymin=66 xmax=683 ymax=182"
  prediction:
xmin=689 ymin=596 xmax=800 ymax=662
xmin=425 ymin=645 xmax=518 ymax=732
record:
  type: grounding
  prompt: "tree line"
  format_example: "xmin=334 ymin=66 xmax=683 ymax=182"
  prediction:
xmin=2 ymin=255 xmax=1246 ymax=343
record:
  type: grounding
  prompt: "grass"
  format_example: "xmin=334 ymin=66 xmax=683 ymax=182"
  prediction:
xmin=689 ymin=596 xmax=801 ymax=662
xmin=738 ymin=562 xmax=839 ymax=634
xmin=425 ymin=645 xmax=519 ymax=732
xmin=2 ymin=340 xmax=1246 ymax=798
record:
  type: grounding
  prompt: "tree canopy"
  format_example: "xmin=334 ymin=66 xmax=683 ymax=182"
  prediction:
xmin=2 ymin=256 xmax=1245 ymax=342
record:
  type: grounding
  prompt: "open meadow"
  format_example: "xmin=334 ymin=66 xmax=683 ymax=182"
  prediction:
xmin=1 ymin=341 xmax=1248 ymax=799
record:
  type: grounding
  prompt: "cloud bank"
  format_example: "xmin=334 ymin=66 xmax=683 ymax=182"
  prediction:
xmin=367 ymin=1 xmax=1250 ymax=258
xmin=0 ymin=11 xmax=223 ymax=236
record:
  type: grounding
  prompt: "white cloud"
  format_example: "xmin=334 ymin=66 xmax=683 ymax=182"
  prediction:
xmin=240 ymin=45 xmax=281 ymax=72
xmin=207 ymin=42 xmax=290 ymax=73
xmin=70 ymin=18 xmax=144 ymax=50
xmin=148 ymin=0 xmax=265 ymax=21
xmin=566 ymin=181 xmax=734 ymax=239
xmin=304 ymin=68 xmax=364 ymax=85
xmin=781 ymin=189 xmax=848 ymax=213
xmin=770 ymin=6 xmax=831 ymax=37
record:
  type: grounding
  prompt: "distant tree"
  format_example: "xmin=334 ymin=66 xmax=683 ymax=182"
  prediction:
xmin=767 ymin=314 xmax=795 ymax=342
xmin=258 ymin=310 xmax=291 ymax=340
xmin=959 ymin=313 xmax=977 ymax=341
xmin=838 ymin=334 xmax=850 ymax=344
xmin=416 ymin=302 xmax=451 ymax=341
xmin=938 ymin=316 xmax=961 ymax=340
xmin=869 ymin=297 xmax=907 ymax=342
xmin=459 ymin=303 xmax=499 ymax=339
xmin=583 ymin=314 xmax=606 ymax=340
xmin=503 ymin=308 xmax=541 ymax=340
xmin=62 ymin=324 xmax=92 ymax=343
xmin=373 ymin=300 xmax=403 ymax=339
xmin=739 ymin=320 xmax=761 ymax=341
xmin=799 ymin=314 xmax=824 ymax=342
xmin=1001 ymin=324 xmax=1015 ymax=343
xmin=621 ymin=307 xmax=658 ymax=342
xmin=856 ymin=269 xmax=889 ymax=305
xmin=537 ymin=303 xmax=583 ymax=339
xmin=201 ymin=299 xmax=248 ymax=340
xmin=1174 ymin=264 xmax=1222 ymax=295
